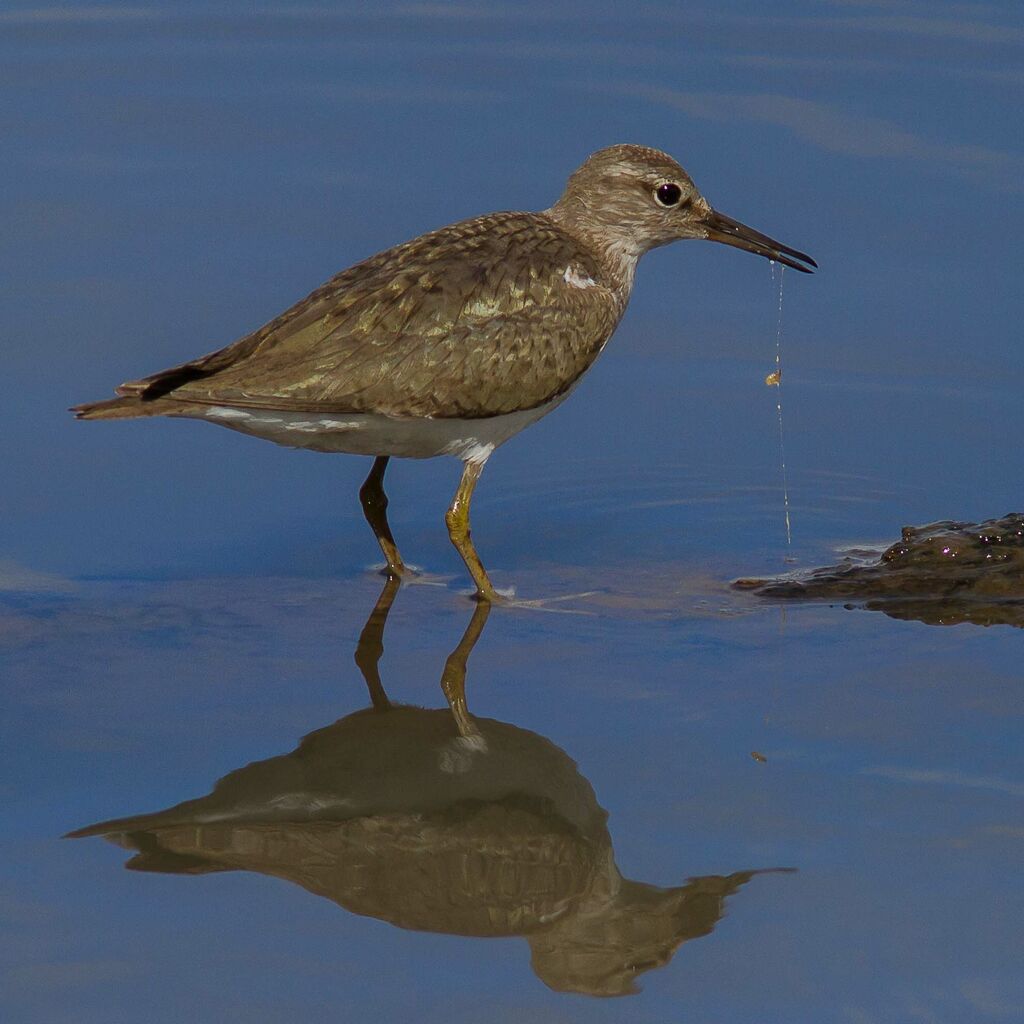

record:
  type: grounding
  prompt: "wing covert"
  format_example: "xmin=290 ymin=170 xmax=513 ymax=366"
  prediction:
xmin=149 ymin=212 xmax=623 ymax=419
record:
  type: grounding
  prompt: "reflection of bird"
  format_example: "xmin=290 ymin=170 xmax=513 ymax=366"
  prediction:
xmin=68 ymin=579 xmax=793 ymax=997
xmin=72 ymin=145 xmax=814 ymax=600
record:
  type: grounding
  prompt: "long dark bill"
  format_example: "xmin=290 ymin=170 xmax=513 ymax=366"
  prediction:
xmin=703 ymin=210 xmax=817 ymax=273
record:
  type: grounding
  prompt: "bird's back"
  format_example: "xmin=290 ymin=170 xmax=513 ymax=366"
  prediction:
xmin=106 ymin=212 xmax=626 ymax=421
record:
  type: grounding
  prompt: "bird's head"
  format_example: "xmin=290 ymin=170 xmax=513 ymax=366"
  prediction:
xmin=549 ymin=144 xmax=815 ymax=273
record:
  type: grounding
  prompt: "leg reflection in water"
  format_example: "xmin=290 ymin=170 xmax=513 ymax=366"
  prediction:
xmin=352 ymin=573 xmax=398 ymax=713
xmin=67 ymin=580 xmax=794 ymax=997
xmin=353 ymin=574 xmax=490 ymax=739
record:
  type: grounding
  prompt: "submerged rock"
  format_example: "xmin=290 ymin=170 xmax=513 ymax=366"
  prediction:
xmin=735 ymin=513 xmax=1024 ymax=627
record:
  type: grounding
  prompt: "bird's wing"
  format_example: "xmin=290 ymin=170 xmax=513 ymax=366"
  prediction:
xmin=123 ymin=213 xmax=622 ymax=419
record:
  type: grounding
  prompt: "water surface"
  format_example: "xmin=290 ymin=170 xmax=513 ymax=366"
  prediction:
xmin=2 ymin=3 xmax=1023 ymax=1022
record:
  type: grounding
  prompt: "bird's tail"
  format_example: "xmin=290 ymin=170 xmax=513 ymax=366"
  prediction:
xmin=70 ymin=395 xmax=178 ymax=420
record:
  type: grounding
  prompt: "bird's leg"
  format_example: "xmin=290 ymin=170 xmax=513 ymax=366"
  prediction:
xmin=353 ymin=574 xmax=401 ymax=712
xmin=440 ymin=595 xmax=491 ymax=739
xmin=359 ymin=456 xmax=406 ymax=577
xmin=445 ymin=459 xmax=500 ymax=602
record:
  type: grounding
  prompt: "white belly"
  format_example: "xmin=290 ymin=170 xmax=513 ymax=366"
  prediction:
xmin=180 ymin=392 xmax=570 ymax=463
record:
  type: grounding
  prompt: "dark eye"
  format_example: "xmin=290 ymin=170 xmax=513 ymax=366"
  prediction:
xmin=655 ymin=182 xmax=682 ymax=207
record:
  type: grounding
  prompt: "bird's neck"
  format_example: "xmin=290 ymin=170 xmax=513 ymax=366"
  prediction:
xmin=542 ymin=207 xmax=643 ymax=301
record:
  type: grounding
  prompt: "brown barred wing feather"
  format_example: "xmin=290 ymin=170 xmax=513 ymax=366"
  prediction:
xmin=140 ymin=212 xmax=621 ymax=419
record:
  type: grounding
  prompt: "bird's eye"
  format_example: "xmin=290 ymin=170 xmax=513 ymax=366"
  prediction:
xmin=655 ymin=182 xmax=683 ymax=207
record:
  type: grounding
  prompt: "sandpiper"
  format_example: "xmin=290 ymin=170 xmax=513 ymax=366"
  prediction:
xmin=73 ymin=144 xmax=815 ymax=600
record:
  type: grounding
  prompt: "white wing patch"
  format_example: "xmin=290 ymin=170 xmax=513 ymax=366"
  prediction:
xmin=206 ymin=407 xmax=364 ymax=433
xmin=563 ymin=264 xmax=597 ymax=289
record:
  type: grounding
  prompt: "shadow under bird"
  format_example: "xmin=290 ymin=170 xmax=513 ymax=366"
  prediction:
xmin=73 ymin=144 xmax=815 ymax=600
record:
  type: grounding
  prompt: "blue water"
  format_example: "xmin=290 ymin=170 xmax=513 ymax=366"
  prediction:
xmin=2 ymin=3 xmax=1023 ymax=1022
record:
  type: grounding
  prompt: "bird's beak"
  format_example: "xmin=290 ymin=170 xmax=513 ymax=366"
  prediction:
xmin=702 ymin=209 xmax=816 ymax=273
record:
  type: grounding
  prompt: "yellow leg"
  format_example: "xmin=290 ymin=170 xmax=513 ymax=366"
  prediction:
xmin=445 ymin=459 xmax=500 ymax=601
xmin=359 ymin=456 xmax=405 ymax=577
xmin=440 ymin=597 xmax=491 ymax=738
xmin=353 ymin=575 xmax=400 ymax=712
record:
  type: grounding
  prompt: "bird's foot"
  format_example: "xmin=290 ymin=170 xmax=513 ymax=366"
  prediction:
xmin=366 ymin=562 xmax=453 ymax=588
xmin=462 ymin=584 xmax=598 ymax=613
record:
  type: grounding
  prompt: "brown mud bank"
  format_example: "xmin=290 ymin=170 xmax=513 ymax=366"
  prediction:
xmin=736 ymin=513 xmax=1024 ymax=627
